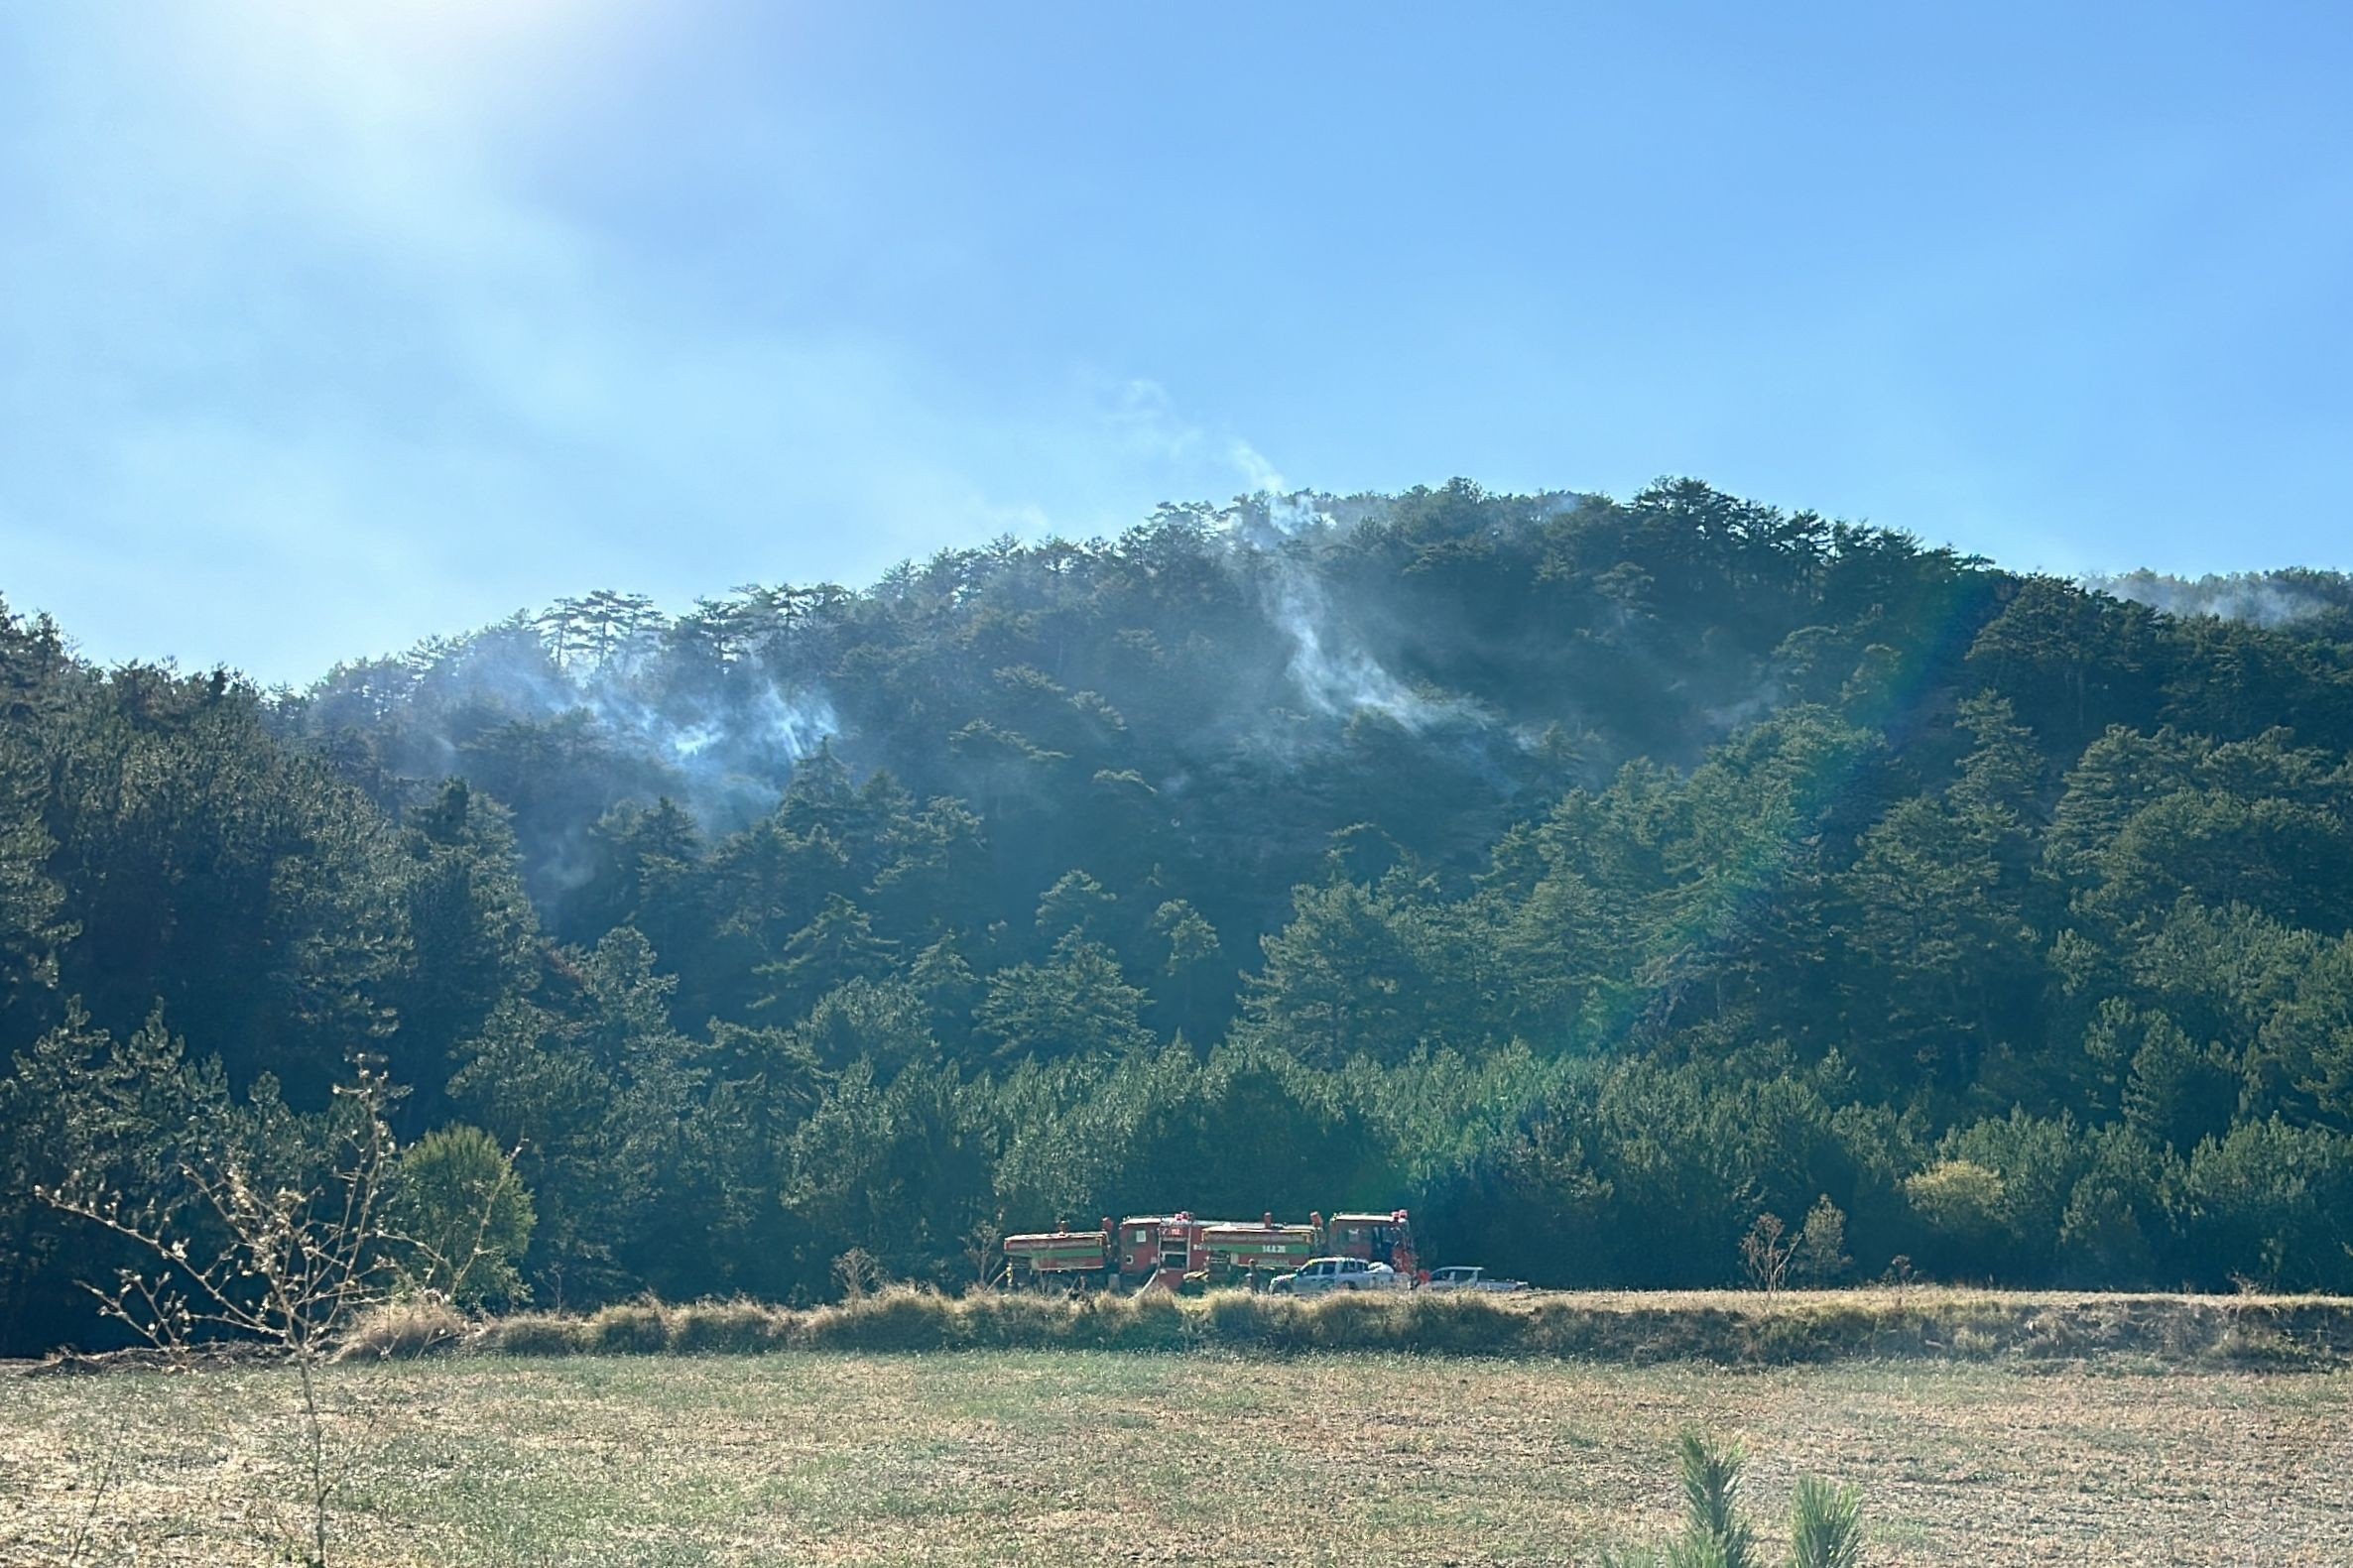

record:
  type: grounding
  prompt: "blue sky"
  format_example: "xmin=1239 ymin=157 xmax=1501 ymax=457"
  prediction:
xmin=4 ymin=2 xmax=2350 ymax=683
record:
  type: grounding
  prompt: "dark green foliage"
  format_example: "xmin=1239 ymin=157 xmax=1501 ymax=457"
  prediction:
xmin=976 ymin=934 xmax=1153 ymax=1063
xmin=14 ymin=487 xmax=2353 ymax=1351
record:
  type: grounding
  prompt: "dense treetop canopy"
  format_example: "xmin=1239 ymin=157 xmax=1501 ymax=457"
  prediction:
xmin=10 ymin=480 xmax=2353 ymax=1351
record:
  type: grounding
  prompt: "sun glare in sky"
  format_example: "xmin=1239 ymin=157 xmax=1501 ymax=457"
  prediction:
xmin=2 ymin=3 xmax=2349 ymax=681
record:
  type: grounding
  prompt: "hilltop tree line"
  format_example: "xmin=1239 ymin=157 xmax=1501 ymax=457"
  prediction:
xmin=9 ymin=480 xmax=2353 ymax=1351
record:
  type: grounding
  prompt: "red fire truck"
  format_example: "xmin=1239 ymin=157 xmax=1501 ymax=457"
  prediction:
xmin=999 ymin=1218 xmax=1114 ymax=1284
xmin=997 ymin=1215 xmax=1203 ymax=1289
xmin=1003 ymin=1208 xmax=1416 ymax=1290
xmin=1111 ymin=1212 xmax=1227 ymax=1289
xmin=1314 ymin=1210 xmax=1420 ymax=1279
xmin=1197 ymin=1216 xmax=1318 ymax=1284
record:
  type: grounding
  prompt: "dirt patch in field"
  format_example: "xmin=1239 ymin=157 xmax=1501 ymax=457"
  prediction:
xmin=18 ymin=1343 xmax=284 ymax=1380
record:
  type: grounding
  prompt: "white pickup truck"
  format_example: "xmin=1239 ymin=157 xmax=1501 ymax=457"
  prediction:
xmin=1268 ymin=1257 xmax=1408 ymax=1295
xmin=1423 ymin=1266 xmax=1526 ymax=1293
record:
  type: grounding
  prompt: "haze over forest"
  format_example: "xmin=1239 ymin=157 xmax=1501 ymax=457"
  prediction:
xmin=10 ymin=479 xmax=2353 ymax=1354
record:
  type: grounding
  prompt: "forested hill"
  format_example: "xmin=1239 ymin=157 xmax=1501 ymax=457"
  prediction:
xmin=11 ymin=479 xmax=2353 ymax=1353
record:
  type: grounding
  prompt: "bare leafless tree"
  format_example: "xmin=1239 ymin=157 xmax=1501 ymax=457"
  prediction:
xmin=832 ymin=1246 xmax=883 ymax=1303
xmin=1740 ymin=1212 xmax=1796 ymax=1300
xmin=38 ymin=1062 xmax=437 ymax=1567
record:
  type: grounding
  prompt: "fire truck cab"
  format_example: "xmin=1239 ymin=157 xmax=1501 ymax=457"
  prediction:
xmin=1314 ymin=1210 xmax=1420 ymax=1281
xmin=1116 ymin=1213 xmax=1204 ymax=1289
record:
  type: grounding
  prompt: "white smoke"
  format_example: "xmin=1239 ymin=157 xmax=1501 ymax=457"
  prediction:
xmin=2083 ymin=569 xmax=2345 ymax=628
xmin=577 ymin=671 xmax=839 ymax=825
xmin=316 ymin=612 xmax=843 ymax=837
xmin=1186 ymin=474 xmax=1486 ymax=735
xmin=1229 ymin=439 xmax=1289 ymax=497
xmin=1271 ymin=571 xmax=1464 ymax=733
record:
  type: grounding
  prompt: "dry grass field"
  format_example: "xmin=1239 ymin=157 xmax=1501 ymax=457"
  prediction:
xmin=4 ymin=1337 xmax=2349 ymax=1565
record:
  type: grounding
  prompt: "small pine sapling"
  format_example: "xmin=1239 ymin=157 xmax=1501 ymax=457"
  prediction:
xmin=1789 ymin=1476 xmax=1865 ymax=1568
xmin=1600 ymin=1431 xmax=1867 ymax=1568
xmin=1795 ymin=1198 xmax=1852 ymax=1286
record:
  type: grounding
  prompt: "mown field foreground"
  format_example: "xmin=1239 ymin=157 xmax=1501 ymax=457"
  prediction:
xmin=350 ymin=1283 xmax=2353 ymax=1368
xmin=5 ymin=1347 xmax=2351 ymax=1566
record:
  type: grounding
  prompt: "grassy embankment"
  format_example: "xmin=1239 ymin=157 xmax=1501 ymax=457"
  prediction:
xmin=343 ymin=1283 xmax=2353 ymax=1368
